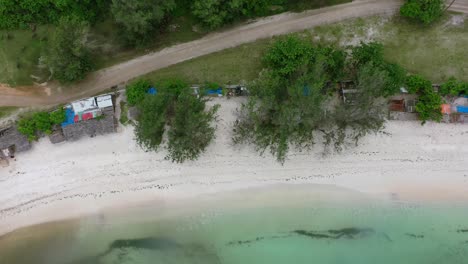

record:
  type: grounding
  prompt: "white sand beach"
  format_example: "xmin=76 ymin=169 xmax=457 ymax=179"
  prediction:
xmin=0 ymin=98 xmax=467 ymax=236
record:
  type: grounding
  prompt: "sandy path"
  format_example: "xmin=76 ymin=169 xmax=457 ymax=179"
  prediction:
xmin=0 ymin=98 xmax=467 ymax=236
xmin=0 ymin=0 xmax=405 ymax=107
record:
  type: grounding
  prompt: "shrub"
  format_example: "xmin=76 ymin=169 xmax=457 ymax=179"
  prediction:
xmin=126 ymin=79 xmax=151 ymax=106
xmin=18 ymin=118 xmax=37 ymax=141
xmin=400 ymin=0 xmax=445 ymax=25
xmin=439 ymin=77 xmax=467 ymax=96
xmin=405 ymin=74 xmax=432 ymax=94
xmin=50 ymin=108 xmax=66 ymax=125
xmin=32 ymin=112 xmax=52 ymax=134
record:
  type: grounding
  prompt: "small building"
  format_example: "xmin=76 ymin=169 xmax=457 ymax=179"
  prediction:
xmin=0 ymin=126 xmax=31 ymax=159
xmin=60 ymin=94 xmax=116 ymax=141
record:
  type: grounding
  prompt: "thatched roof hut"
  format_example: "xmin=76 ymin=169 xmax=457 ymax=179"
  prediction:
xmin=0 ymin=126 xmax=31 ymax=153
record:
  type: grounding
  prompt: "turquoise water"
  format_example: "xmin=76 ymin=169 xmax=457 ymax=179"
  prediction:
xmin=1 ymin=188 xmax=468 ymax=264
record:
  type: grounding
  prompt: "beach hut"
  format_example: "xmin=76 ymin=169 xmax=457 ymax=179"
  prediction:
xmin=0 ymin=126 xmax=31 ymax=157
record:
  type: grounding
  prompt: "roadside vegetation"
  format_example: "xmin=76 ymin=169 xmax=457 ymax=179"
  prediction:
xmin=0 ymin=0 xmax=350 ymax=86
xmin=400 ymin=0 xmax=445 ymax=25
xmin=129 ymin=79 xmax=219 ymax=163
xmin=17 ymin=109 xmax=66 ymax=141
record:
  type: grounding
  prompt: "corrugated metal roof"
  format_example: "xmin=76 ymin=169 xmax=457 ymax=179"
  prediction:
xmin=72 ymin=98 xmax=98 ymax=113
xmin=96 ymin=95 xmax=113 ymax=108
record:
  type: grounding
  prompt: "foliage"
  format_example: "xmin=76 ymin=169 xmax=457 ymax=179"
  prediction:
xmin=126 ymin=79 xmax=151 ymax=106
xmin=263 ymin=35 xmax=346 ymax=82
xmin=134 ymin=79 xmax=218 ymax=162
xmin=405 ymin=74 xmax=443 ymax=124
xmin=32 ymin=112 xmax=53 ymax=134
xmin=405 ymin=74 xmax=432 ymax=94
xmin=17 ymin=109 xmax=66 ymax=140
xmin=0 ymin=0 xmax=109 ymax=29
xmin=17 ymin=118 xmax=37 ymax=141
xmin=167 ymin=93 xmax=219 ymax=162
xmin=233 ymin=38 xmax=387 ymax=163
xmin=351 ymin=41 xmax=385 ymax=67
xmin=191 ymin=0 xmax=270 ymax=29
xmin=400 ymin=0 xmax=444 ymax=25
xmin=47 ymin=16 xmax=93 ymax=83
xmin=323 ymin=64 xmax=388 ymax=151
xmin=439 ymin=77 xmax=467 ymax=96
xmin=263 ymin=36 xmax=313 ymax=77
xmin=351 ymin=42 xmax=407 ymax=96
xmin=50 ymin=108 xmax=66 ymax=125
xmin=111 ymin=0 xmax=176 ymax=46
xmin=416 ymin=91 xmax=443 ymax=124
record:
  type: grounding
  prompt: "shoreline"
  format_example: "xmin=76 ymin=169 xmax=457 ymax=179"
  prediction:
xmin=0 ymin=98 xmax=467 ymax=237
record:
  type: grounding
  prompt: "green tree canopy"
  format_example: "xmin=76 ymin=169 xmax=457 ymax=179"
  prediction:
xmin=47 ymin=16 xmax=93 ymax=83
xmin=234 ymin=38 xmax=388 ymax=163
xmin=191 ymin=0 xmax=270 ymax=29
xmin=0 ymin=0 xmax=108 ymax=29
xmin=111 ymin=0 xmax=176 ymax=46
xmin=351 ymin=42 xmax=407 ymax=96
xmin=134 ymin=79 xmax=219 ymax=162
xmin=400 ymin=0 xmax=445 ymax=25
xmin=17 ymin=118 xmax=37 ymax=141
xmin=405 ymin=74 xmax=443 ymax=124
xmin=439 ymin=77 xmax=468 ymax=96
xmin=126 ymin=79 xmax=151 ymax=106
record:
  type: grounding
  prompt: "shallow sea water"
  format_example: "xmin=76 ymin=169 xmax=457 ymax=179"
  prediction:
xmin=1 ymin=186 xmax=468 ymax=264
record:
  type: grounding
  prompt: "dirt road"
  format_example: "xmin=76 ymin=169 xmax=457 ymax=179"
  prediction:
xmin=1 ymin=0 xmax=466 ymax=107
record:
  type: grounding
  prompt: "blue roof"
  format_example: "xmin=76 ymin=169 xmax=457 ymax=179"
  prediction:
xmin=61 ymin=108 xmax=75 ymax=127
xmin=147 ymin=87 xmax=157 ymax=95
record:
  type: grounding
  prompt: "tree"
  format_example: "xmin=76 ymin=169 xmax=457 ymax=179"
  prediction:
xmin=233 ymin=40 xmax=390 ymax=163
xmin=263 ymin=36 xmax=313 ymax=78
xmin=439 ymin=77 xmax=467 ymax=96
xmin=134 ymin=79 xmax=219 ymax=162
xmin=167 ymin=93 xmax=219 ymax=163
xmin=351 ymin=42 xmax=407 ymax=97
xmin=416 ymin=91 xmax=443 ymax=124
xmin=0 ymin=0 xmax=109 ymax=29
xmin=135 ymin=95 xmax=169 ymax=151
xmin=400 ymin=0 xmax=444 ymax=25
xmin=111 ymin=0 xmax=176 ymax=46
xmin=191 ymin=0 xmax=270 ymax=29
xmin=126 ymin=79 xmax=151 ymax=106
xmin=47 ymin=16 xmax=93 ymax=83
xmin=405 ymin=74 xmax=443 ymax=124
xmin=405 ymin=74 xmax=432 ymax=94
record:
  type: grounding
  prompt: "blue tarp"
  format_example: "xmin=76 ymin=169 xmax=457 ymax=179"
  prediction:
xmin=147 ymin=87 xmax=157 ymax=95
xmin=457 ymin=106 xmax=468 ymax=113
xmin=206 ymin=88 xmax=223 ymax=95
xmin=61 ymin=108 xmax=75 ymax=127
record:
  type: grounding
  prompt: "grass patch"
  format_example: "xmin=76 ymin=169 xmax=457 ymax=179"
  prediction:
xmin=381 ymin=16 xmax=468 ymax=83
xmin=0 ymin=107 xmax=17 ymax=119
xmin=119 ymin=101 xmax=129 ymax=125
xmin=0 ymin=26 xmax=51 ymax=86
xmin=144 ymin=39 xmax=271 ymax=84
